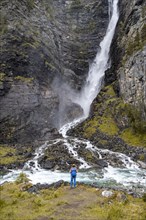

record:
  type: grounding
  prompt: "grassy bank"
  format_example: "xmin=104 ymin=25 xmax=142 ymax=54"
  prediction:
xmin=0 ymin=175 xmax=146 ymax=220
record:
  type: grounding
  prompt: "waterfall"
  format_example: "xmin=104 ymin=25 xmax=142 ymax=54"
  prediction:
xmin=1 ymin=0 xmax=146 ymax=194
xmin=76 ymin=0 xmax=119 ymax=117
xmin=108 ymin=0 xmax=113 ymax=19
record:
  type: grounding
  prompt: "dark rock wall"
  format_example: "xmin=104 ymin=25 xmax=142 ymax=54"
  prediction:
xmin=0 ymin=0 xmax=109 ymax=144
xmin=108 ymin=0 xmax=146 ymax=119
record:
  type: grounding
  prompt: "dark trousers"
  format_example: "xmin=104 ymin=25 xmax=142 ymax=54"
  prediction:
xmin=70 ymin=175 xmax=76 ymax=187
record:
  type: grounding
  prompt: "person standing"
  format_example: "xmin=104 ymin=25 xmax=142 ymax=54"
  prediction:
xmin=70 ymin=164 xmax=78 ymax=188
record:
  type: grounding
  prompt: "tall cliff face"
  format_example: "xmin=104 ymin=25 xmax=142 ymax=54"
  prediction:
xmin=110 ymin=0 xmax=146 ymax=119
xmin=0 ymin=0 xmax=108 ymax=144
xmin=69 ymin=0 xmax=146 ymax=152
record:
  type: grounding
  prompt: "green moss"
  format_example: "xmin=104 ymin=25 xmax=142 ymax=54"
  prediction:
xmin=0 ymin=14 xmax=8 ymax=35
xmin=22 ymin=42 xmax=38 ymax=49
xmin=120 ymin=128 xmax=146 ymax=147
xmin=98 ymin=116 xmax=119 ymax=135
xmin=0 ymin=146 xmax=17 ymax=165
xmin=26 ymin=0 xmax=35 ymax=10
xmin=98 ymin=140 xmax=108 ymax=145
xmin=142 ymin=6 xmax=146 ymax=19
xmin=125 ymin=104 xmax=146 ymax=134
xmin=83 ymin=114 xmax=119 ymax=138
xmin=0 ymin=145 xmax=33 ymax=166
xmin=105 ymin=85 xmax=116 ymax=97
xmin=141 ymin=23 xmax=146 ymax=43
xmin=0 ymin=145 xmax=16 ymax=156
xmin=79 ymin=83 xmax=146 ymax=148
xmin=0 ymin=73 xmax=6 ymax=81
xmin=14 ymin=76 xmax=34 ymax=83
xmin=45 ymin=61 xmax=56 ymax=70
xmin=83 ymin=118 xmax=99 ymax=138
xmin=126 ymin=27 xmax=146 ymax=57
xmin=139 ymin=154 xmax=145 ymax=161
xmin=70 ymin=0 xmax=83 ymax=9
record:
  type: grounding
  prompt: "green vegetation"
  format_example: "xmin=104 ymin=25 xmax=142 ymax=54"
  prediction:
xmin=26 ymin=0 xmax=35 ymax=10
xmin=45 ymin=61 xmax=56 ymax=70
xmin=0 ymin=145 xmax=33 ymax=167
xmin=22 ymin=42 xmax=38 ymax=49
xmin=0 ymin=72 xmax=6 ymax=87
xmin=0 ymin=145 xmax=17 ymax=165
xmin=80 ymin=84 xmax=146 ymax=147
xmin=142 ymin=5 xmax=146 ymax=19
xmin=70 ymin=0 xmax=82 ymax=10
xmin=14 ymin=76 xmax=34 ymax=83
xmin=141 ymin=23 xmax=146 ymax=43
xmin=120 ymin=128 xmax=146 ymax=147
xmin=15 ymin=173 xmax=31 ymax=184
xmin=125 ymin=104 xmax=146 ymax=134
xmin=83 ymin=85 xmax=119 ymax=138
xmin=142 ymin=193 xmax=146 ymax=202
xmin=0 ymin=14 xmax=8 ymax=35
xmin=125 ymin=23 xmax=146 ymax=58
xmin=0 ymin=182 xmax=146 ymax=220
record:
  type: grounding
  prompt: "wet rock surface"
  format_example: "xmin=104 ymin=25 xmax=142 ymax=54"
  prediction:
xmin=26 ymin=180 xmax=145 ymax=198
xmin=0 ymin=0 xmax=109 ymax=144
xmin=108 ymin=0 xmax=146 ymax=119
xmin=38 ymin=140 xmax=81 ymax=171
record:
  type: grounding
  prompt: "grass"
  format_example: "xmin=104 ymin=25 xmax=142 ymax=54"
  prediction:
xmin=0 ymin=145 xmax=17 ymax=165
xmin=0 ymin=145 xmax=33 ymax=167
xmin=120 ymin=128 xmax=146 ymax=147
xmin=0 ymin=181 xmax=146 ymax=220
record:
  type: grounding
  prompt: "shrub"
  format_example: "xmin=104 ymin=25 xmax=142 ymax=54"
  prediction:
xmin=15 ymin=173 xmax=30 ymax=184
xmin=142 ymin=193 xmax=146 ymax=202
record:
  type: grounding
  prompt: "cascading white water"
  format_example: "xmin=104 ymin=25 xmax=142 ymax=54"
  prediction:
xmin=0 ymin=0 xmax=146 ymax=193
xmin=76 ymin=0 xmax=119 ymax=117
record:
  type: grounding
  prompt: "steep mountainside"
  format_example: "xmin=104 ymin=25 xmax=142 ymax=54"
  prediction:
xmin=110 ymin=0 xmax=146 ymax=119
xmin=0 ymin=0 xmax=108 ymax=144
xmin=0 ymin=0 xmax=146 ymax=153
xmin=69 ymin=0 xmax=146 ymax=160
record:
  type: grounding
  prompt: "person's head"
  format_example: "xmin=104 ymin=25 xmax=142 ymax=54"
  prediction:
xmin=72 ymin=164 xmax=76 ymax=167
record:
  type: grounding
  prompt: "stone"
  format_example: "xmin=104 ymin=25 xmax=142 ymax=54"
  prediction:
xmin=137 ymin=160 xmax=146 ymax=169
xmin=102 ymin=190 xmax=113 ymax=197
xmin=116 ymin=192 xmax=127 ymax=202
xmin=108 ymin=0 xmax=146 ymax=119
xmin=0 ymin=0 xmax=109 ymax=145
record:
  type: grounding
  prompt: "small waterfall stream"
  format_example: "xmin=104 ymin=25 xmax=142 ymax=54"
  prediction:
xmin=0 ymin=0 xmax=146 ymax=194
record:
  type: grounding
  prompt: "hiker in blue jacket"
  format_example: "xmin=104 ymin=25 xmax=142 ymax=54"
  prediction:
xmin=70 ymin=164 xmax=78 ymax=188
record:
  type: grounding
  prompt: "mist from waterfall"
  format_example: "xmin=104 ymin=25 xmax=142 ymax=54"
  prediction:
xmin=75 ymin=0 xmax=119 ymax=117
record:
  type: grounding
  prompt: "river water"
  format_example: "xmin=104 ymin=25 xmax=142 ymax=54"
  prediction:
xmin=0 ymin=0 xmax=146 ymax=194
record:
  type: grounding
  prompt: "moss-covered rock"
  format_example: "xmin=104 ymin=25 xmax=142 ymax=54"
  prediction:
xmin=68 ymin=84 xmax=146 ymax=163
xmin=0 ymin=144 xmax=34 ymax=173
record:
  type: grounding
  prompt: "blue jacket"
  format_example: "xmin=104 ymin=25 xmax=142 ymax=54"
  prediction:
xmin=70 ymin=167 xmax=77 ymax=177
